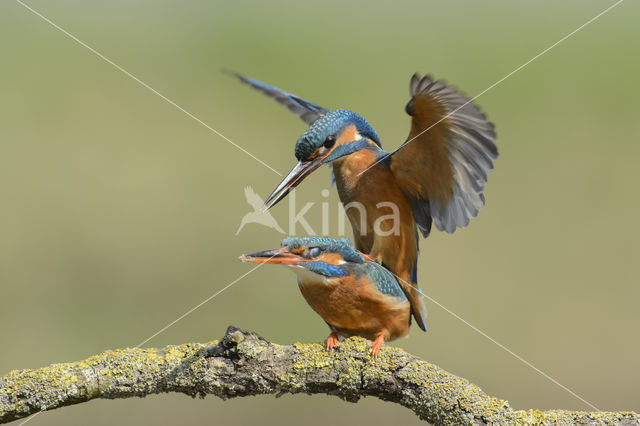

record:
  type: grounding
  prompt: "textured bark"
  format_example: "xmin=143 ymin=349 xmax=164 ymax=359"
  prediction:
xmin=0 ymin=326 xmax=637 ymax=425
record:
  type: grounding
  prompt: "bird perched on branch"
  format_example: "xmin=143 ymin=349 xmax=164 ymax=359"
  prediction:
xmin=240 ymin=237 xmax=413 ymax=356
xmin=230 ymin=72 xmax=498 ymax=333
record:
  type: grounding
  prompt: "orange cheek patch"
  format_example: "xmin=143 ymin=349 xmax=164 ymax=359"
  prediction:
xmin=291 ymin=247 xmax=307 ymax=255
xmin=336 ymin=124 xmax=358 ymax=145
xmin=318 ymin=253 xmax=344 ymax=265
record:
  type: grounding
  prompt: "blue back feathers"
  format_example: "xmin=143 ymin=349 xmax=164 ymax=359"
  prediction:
xmin=282 ymin=237 xmax=406 ymax=301
xmin=295 ymin=110 xmax=381 ymax=161
xmin=358 ymin=262 xmax=407 ymax=301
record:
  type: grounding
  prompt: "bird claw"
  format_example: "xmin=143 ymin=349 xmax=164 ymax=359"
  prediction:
xmin=371 ymin=335 xmax=385 ymax=357
xmin=326 ymin=332 xmax=339 ymax=351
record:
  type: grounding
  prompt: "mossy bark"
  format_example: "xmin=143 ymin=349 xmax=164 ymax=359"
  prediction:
xmin=0 ymin=326 xmax=637 ymax=425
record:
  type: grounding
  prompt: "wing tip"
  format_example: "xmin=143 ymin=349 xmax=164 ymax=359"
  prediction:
xmin=220 ymin=67 xmax=236 ymax=77
xmin=410 ymin=73 xmax=438 ymax=97
xmin=430 ymin=186 xmax=490 ymax=233
xmin=222 ymin=68 xmax=249 ymax=84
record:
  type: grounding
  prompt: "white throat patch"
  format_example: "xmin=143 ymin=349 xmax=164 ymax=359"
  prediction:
xmin=286 ymin=265 xmax=330 ymax=286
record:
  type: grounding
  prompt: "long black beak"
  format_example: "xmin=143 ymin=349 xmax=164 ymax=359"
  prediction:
xmin=263 ymin=159 xmax=324 ymax=210
xmin=239 ymin=247 xmax=305 ymax=265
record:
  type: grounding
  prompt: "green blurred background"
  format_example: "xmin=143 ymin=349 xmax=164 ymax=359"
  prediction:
xmin=1 ymin=0 xmax=639 ymax=424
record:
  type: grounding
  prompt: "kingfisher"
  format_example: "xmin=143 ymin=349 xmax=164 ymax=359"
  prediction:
xmin=231 ymin=72 xmax=497 ymax=333
xmin=240 ymin=237 xmax=414 ymax=356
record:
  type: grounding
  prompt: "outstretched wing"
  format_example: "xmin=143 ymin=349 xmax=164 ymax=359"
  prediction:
xmin=390 ymin=74 xmax=498 ymax=235
xmin=244 ymin=186 xmax=264 ymax=211
xmin=227 ymin=71 xmax=329 ymax=125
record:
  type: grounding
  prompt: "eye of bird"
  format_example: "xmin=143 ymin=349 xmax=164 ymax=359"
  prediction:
xmin=323 ymin=135 xmax=336 ymax=149
xmin=309 ymin=247 xmax=321 ymax=258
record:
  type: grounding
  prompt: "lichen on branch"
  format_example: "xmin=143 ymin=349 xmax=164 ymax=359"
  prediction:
xmin=0 ymin=326 xmax=637 ymax=425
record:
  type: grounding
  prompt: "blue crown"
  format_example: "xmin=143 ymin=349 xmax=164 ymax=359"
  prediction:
xmin=294 ymin=110 xmax=381 ymax=161
xmin=281 ymin=237 xmax=364 ymax=263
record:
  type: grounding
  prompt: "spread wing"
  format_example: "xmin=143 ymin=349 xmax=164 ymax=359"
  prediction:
xmin=227 ymin=71 xmax=329 ymax=125
xmin=390 ymin=74 xmax=498 ymax=235
xmin=244 ymin=186 xmax=264 ymax=211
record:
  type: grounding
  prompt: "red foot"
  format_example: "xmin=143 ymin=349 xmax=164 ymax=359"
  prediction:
xmin=371 ymin=335 xmax=385 ymax=357
xmin=326 ymin=332 xmax=339 ymax=351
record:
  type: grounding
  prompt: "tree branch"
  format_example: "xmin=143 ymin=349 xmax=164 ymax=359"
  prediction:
xmin=0 ymin=326 xmax=637 ymax=425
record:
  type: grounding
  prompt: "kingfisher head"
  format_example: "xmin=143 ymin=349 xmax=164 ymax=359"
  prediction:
xmin=240 ymin=237 xmax=406 ymax=305
xmin=240 ymin=237 xmax=366 ymax=279
xmin=263 ymin=110 xmax=382 ymax=209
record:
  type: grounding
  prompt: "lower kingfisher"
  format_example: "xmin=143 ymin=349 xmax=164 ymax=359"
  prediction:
xmin=231 ymin=72 xmax=498 ymax=333
xmin=240 ymin=237 xmax=414 ymax=356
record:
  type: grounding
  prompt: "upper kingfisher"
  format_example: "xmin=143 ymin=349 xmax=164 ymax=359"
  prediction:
xmin=240 ymin=237 xmax=412 ymax=356
xmin=231 ymin=72 xmax=498 ymax=333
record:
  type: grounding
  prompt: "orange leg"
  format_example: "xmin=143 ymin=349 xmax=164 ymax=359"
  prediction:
xmin=371 ymin=334 xmax=385 ymax=357
xmin=326 ymin=331 xmax=339 ymax=351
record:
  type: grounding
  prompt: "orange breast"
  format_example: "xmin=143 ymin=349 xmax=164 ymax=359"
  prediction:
xmin=333 ymin=151 xmax=418 ymax=284
xmin=298 ymin=275 xmax=410 ymax=341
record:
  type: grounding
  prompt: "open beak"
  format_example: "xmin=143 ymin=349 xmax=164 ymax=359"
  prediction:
xmin=263 ymin=159 xmax=324 ymax=210
xmin=239 ymin=246 xmax=306 ymax=265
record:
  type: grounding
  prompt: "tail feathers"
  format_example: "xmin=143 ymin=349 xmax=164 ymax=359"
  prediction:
xmin=380 ymin=250 xmax=427 ymax=332
xmin=408 ymin=285 xmax=428 ymax=332
xmin=408 ymin=257 xmax=427 ymax=331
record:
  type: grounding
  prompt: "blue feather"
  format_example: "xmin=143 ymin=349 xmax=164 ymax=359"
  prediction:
xmin=282 ymin=237 xmax=364 ymax=263
xmin=227 ymin=71 xmax=328 ymax=125
xmin=295 ymin=109 xmax=380 ymax=161
xmin=300 ymin=261 xmax=349 ymax=277
xmin=322 ymin=139 xmax=370 ymax=163
xmin=347 ymin=261 xmax=407 ymax=302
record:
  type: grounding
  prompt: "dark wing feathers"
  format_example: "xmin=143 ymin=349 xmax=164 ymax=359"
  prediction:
xmin=412 ymin=200 xmax=432 ymax=238
xmin=227 ymin=71 xmax=329 ymax=125
xmin=409 ymin=73 xmax=421 ymax=96
xmin=391 ymin=74 xmax=498 ymax=234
